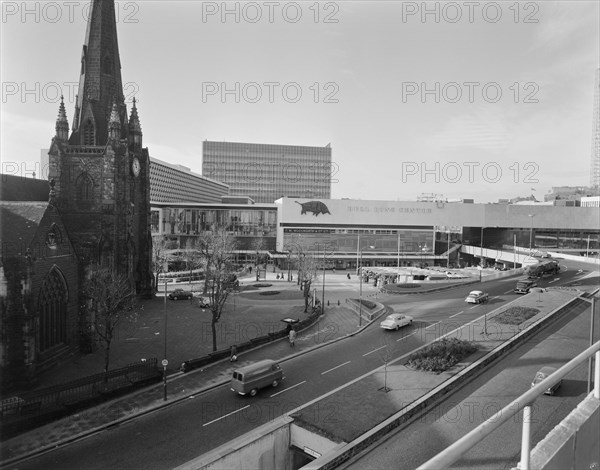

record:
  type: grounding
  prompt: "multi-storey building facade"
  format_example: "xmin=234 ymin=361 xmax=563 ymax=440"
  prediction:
xmin=591 ymin=68 xmax=600 ymax=188
xmin=202 ymin=141 xmax=332 ymax=203
xmin=150 ymin=157 xmax=229 ymax=204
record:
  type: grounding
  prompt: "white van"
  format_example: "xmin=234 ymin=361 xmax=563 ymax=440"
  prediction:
xmin=230 ymin=360 xmax=284 ymax=396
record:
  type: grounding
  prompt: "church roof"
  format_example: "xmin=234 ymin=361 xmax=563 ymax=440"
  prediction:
xmin=0 ymin=174 xmax=48 ymax=201
xmin=0 ymin=202 xmax=48 ymax=256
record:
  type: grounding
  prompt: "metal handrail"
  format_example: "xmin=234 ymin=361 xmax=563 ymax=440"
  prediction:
xmin=417 ymin=341 xmax=600 ymax=470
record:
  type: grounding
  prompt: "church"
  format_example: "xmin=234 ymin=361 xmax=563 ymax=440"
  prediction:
xmin=0 ymin=0 xmax=153 ymax=391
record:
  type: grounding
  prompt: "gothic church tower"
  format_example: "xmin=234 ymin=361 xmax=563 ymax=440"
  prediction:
xmin=48 ymin=0 xmax=153 ymax=296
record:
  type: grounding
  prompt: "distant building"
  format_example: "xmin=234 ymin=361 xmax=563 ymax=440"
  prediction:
xmin=581 ymin=196 xmax=600 ymax=208
xmin=591 ymin=68 xmax=600 ymax=188
xmin=544 ymin=186 xmax=599 ymax=203
xmin=202 ymin=140 xmax=332 ymax=203
xmin=149 ymin=157 xmax=229 ymax=204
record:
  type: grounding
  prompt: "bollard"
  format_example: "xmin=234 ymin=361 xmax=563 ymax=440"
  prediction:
xmin=327 ymin=300 xmax=330 ymax=306
xmin=337 ymin=299 xmax=340 ymax=305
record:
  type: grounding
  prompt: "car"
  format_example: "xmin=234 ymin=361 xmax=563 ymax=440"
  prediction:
xmin=465 ymin=290 xmax=489 ymax=304
xmin=446 ymin=271 xmax=466 ymax=279
xmin=197 ymin=297 xmax=211 ymax=308
xmin=168 ymin=289 xmax=193 ymax=300
xmin=380 ymin=313 xmax=414 ymax=330
xmin=531 ymin=366 xmax=561 ymax=395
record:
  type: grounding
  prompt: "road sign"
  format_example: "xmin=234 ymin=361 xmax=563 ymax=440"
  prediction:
xmin=161 ymin=359 xmax=168 ymax=367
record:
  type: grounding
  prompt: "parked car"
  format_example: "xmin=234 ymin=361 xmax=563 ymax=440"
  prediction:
xmin=465 ymin=290 xmax=489 ymax=304
xmin=168 ymin=289 xmax=193 ymax=300
xmin=196 ymin=297 xmax=211 ymax=308
xmin=380 ymin=313 xmax=414 ymax=330
xmin=531 ymin=366 xmax=561 ymax=395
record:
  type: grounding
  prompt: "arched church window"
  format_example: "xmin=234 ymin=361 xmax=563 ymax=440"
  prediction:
xmin=83 ymin=120 xmax=95 ymax=145
xmin=38 ymin=268 xmax=68 ymax=352
xmin=76 ymin=173 xmax=94 ymax=201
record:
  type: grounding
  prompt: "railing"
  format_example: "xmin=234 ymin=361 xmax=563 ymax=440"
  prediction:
xmin=0 ymin=359 xmax=160 ymax=439
xmin=416 ymin=341 xmax=600 ymax=470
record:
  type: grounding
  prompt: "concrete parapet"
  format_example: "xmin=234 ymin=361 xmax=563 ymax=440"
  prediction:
xmin=519 ymin=395 xmax=600 ymax=470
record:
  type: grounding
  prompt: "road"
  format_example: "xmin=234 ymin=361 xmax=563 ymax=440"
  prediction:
xmin=342 ymin=288 xmax=597 ymax=470
xmin=10 ymin=262 xmax=597 ymax=470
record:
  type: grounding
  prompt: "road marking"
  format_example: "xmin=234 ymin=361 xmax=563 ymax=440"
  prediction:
xmin=449 ymin=311 xmax=464 ymax=318
xmin=363 ymin=345 xmax=387 ymax=357
xmin=203 ymin=405 xmax=250 ymax=426
xmin=397 ymin=332 xmax=417 ymax=342
xmin=321 ymin=361 xmax=351 ymax=375
xmin=549 ymin=278 xmax=559 ymax=283
xmin=425 ymin=322 xmax=439 ymax=329
xmin=470 ymin=304 xmax=480 ymax=309
xmin=503 ymin=289 xmax=513 ymax=294
xmin=491 ymin=296 xmax=500 ymax=300
xmin=270 ymin=380 xmax=306 ymax=397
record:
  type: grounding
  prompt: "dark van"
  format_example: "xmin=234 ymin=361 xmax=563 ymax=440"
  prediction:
xmin=230 ymin=360 xmax=284 ymax=396
xmin=515 ymin=278 xmax=537 ymax=294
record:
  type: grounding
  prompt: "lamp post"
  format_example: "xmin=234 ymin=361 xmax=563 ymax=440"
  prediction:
xmin=359 ymin=245 xmax=363 ymax=327
xmin=397 ymin=230 xmax=401 ymax=282
xmin=163 ymin=280 xmax=168 ymax=401
xmin=480 ymin=227 xmax=485 ymax=282
xmin=447 ymin=230 xmax=451 ymax=268
xmin=322 ymin=244 xmax=326 ymax=314
xmin=528 ymin=214 xmax=535 ymax=252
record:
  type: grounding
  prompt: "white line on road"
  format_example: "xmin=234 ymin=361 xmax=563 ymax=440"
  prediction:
xmin=203 ymin=405 xmax=250 ymax=426
xmin=363 ymin=345 xmax=387 ymax=357
xmin=425 ymin=322 xmax=439 ymax=329
xmin=397 ymin=332 xmax=417 ymax=342
xmin=449 ymin=311 xmax=464 ymax=318
xmin=549 ymin=278 xmax=559 ymax=283
xmin=321 ymin=361 xmax=351 ymax=375
xmin=270 ymin=380 xmax=306 ymax=397
xmin=491 ymin=296 xmax=500 ymax=299
xmin=503 ymin=289 xmax=513 ymax=294
xmin=470 ymin=304 xmax=480 ymax=309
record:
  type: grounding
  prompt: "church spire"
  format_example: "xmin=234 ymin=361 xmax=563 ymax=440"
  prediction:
xmin=55 ymin=95 xmax=69 ymax=141
xmin=128 ymin=97 xmax=142 ymax=151
xmin=69 ymin=0 xmax=127 ymax=146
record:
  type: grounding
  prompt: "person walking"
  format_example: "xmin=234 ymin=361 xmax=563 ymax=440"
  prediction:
xmin=230 ymin=344 xmax=238 ymax=362
xmin=288 ymin=328 xmax=296 ymax=347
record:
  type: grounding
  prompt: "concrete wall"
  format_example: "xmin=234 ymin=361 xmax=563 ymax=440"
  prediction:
xmin=173 ymin=417 xmax=292 ymax=470
xmin=516 ymin=395 xmax=599 ymax=470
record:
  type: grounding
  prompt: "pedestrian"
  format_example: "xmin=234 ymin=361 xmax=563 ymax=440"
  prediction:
xmin=347 ymin=273 xmax=351 ymax=280
xmin=230 ymin=344 xmax=238 ymax=362
xmin=288 ymin=328 xmax=296 ymax=347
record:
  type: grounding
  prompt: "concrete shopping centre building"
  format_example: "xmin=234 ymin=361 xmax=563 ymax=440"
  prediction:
xmin=151 ymin=195 xmax=600 ymax=269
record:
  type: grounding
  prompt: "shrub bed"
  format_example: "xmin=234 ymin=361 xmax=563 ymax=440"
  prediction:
xmin=494 ymin=306 xmax=540 ymax=325
xmin=253 ymin=283 xmax=273 ymax=288
xmin=259 ymin=291 xmax=280 ymax=296
xmin=407 ymin=337 xmax=478 ymax=373
xmin=350 ymin=298 xmax=377 ymax=309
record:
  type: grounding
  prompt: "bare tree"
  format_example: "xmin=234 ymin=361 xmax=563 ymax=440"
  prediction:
xmin=196 ymin=228 xmax=238 ymax=351
xmin=152 ymin=236 xmax=175 ymax=292
xmin=83 ymin=266 xmax=139 ymax=380
xmin=377 ymin=334 xmax=398 ymax=393
xmin=297 ymin=252 xmax=318 ymax=313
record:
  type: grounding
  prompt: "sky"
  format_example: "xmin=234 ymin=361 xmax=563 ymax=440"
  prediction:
xmin=1 ymin=0 xmax=599 ymax=203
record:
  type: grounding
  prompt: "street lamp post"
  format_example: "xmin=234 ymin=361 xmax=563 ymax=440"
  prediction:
xmin=322 ymin=244 xmax=326 ymax=314
xmin=447 ymin=230 xmax=451 ymax=268
xmin=480 ymin=226 xmax=485 ymax=282
xmin=163 ymin=280 xmax=167 ymax=401
xmin=397 ymin=230 xmax=401 ymax=282
xmin=359 ymin=246 xmax=363 ymax=327
xmin=528 ymin=214 xmax=535 ymax=252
